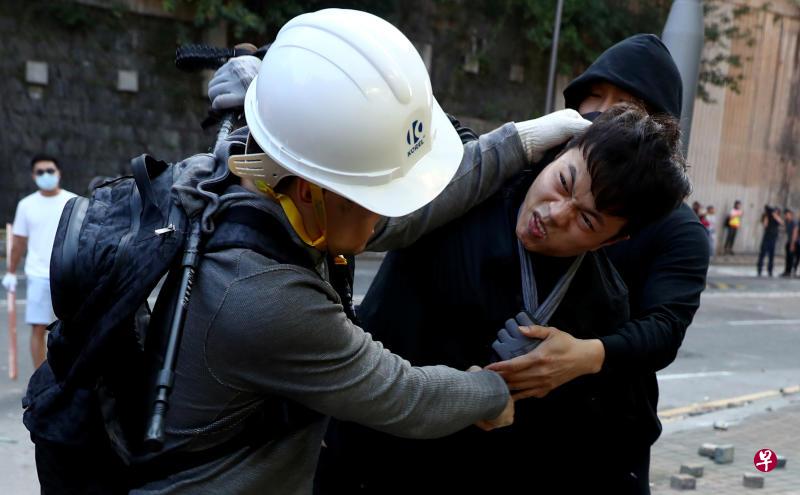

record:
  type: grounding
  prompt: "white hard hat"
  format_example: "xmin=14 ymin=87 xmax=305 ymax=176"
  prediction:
xmin=239 ymin=8 xmax=464 ymax=218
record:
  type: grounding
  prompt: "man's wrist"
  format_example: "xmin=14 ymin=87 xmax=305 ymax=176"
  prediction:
xmin=583 ymin=339 xmax=606 ymax=374
xmin=513 ymin=120 xmax=540 ymax=162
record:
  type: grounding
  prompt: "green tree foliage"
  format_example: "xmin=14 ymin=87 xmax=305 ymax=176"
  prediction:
xmin=163 ymin=0 xmax=393 ymax=40
xmin=163 ymin=0 xmax=777 ymax=104
xmin=28 ymin=0 xmax=126 ymax=31
xmin=506 ymin=0 xmax=764 ymax=103
xmin=503 ymin=0 xmax=672 ymax=75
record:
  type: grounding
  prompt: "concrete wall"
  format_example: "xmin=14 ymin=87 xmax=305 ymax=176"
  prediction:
xmin=0 ymin=1 xmax=213 ymax=223
xmin=0 ymin=0 xmax=558 ymax=223
xmin=392 ymin=0 xmax=552 ymax=130
xmin=687 ymin=0 xmax=800 ymax=253
xmin=15 ymin=0 xmax=791 ymax=256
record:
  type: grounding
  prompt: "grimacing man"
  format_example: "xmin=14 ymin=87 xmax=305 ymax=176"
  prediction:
xmin=319 ymin=34 xmax=707 ymax=495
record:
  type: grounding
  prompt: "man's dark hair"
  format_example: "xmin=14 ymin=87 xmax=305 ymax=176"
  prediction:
xmin=30 ymin=154 xmax=60 ymax=171
xmin=565 ymin=103 xmax=691 ymax=236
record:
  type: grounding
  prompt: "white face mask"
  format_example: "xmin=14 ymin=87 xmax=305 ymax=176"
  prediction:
xmin=35 ymin=172 xmax=59 ymax=191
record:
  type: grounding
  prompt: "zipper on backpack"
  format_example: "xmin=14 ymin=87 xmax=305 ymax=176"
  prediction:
xmin=155 ymin=224 xmax=176 ymax=236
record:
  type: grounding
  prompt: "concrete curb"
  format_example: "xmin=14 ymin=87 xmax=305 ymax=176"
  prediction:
xmin=659 ymin=385 xmax=800 ymax=422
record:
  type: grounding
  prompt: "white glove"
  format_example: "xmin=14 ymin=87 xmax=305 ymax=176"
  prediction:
xmin=2 ymin=273 xmax=17 ymax=293
xmin=514 ymin=109 xmax=592 ymax=163
xmin=208 ymin=55 xmax=261 ymax=112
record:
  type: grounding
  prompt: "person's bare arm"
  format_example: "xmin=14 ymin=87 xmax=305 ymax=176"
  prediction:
xmin=8 ymin=235 xmax=27 ymax=273
xmin=486 ymin=325 xmax=604 ymax=400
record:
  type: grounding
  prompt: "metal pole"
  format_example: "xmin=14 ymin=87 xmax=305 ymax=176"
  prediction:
xmin=5 ymin=224 xmax=17 ymax=381
xmin=662 ymin=0 xmax=704 ymax=156
xmin=545 ymin=0 xmax=565 ymax=114
xmin=143 ymin=114 xmax=232 ymax=451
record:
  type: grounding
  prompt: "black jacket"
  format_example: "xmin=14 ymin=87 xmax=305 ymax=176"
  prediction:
xmin=562 ymin=34 xmax=709 ymax=374
xmin=317 ymin=174 xmax=649 ymax=494
xmin=318 ymin=34 xmax=710 ymax=494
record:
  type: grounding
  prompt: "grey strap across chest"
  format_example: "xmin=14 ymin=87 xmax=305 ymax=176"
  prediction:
xmin=517 ymin=238 xmax=585 ymax=324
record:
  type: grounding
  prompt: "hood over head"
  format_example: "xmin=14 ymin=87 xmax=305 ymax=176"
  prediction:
xmin=563 ymin=34 xmax=683 ymax=118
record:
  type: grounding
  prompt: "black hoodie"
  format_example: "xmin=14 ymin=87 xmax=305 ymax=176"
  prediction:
xmin=564 ymin=33 xmax=683 ymax=117
xmin=316 ymin=34 xmax=709 ymax=495
xmin=563 ymin=35 xmax=709 ymax=381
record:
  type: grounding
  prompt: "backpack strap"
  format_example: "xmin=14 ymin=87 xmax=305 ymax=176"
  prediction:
xmin=131 ymin=155 xmax=169 ymax=225
xmin=133 ymin=206 xmax=326 ymax=484
xmin=327 ymin=254 xmax=359 ymax=325
xmin=51 ymin=196 xmax=89 ymax=322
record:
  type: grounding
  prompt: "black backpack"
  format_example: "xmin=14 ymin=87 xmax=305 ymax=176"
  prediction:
xmin=24 ymin=154 xmax=189 ymax=451
xmin=22 ymin=152 xmax=333 ymax=491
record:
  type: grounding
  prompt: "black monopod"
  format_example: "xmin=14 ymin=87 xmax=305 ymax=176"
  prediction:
xmin=143 ymin=43 xmax=261 ymax=451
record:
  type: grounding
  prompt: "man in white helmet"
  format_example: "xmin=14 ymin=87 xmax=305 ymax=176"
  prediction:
xmin=123 ymin=9 xmax=589 ymax=494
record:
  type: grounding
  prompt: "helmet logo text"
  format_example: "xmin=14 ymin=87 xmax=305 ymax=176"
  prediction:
xmin=406 ymin=120 xmax=425 ymax=157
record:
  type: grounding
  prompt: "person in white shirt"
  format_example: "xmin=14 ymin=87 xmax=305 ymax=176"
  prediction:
xmin=705 ymin=204 xmax=718 ymax=255
xmin=3 ymin=155 xmax=76 ymax=368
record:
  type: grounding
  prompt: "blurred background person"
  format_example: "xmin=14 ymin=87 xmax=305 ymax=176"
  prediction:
xmin=692 ymin=200 xmax=702 ymax=218
xmin=723 ymin=200 xmax=743 ymax=255
xmin=705 ymin=204 xmax=717 ymax=256
xmin=2 ymin=155 xmax=76 ymax=368
xmin=782 ymin=208 xmax=796 ymax=278
xmin=793 ymin=220 xmax=800 ymax=276
xmin=757 ymin=204 xmax=783 ymax=277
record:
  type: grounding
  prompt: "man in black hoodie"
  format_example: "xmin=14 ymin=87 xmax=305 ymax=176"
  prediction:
xmin=488 ymin=34 xmax=709 ymax=404
xmin=316 ymin=34 xmax=708 ymax=494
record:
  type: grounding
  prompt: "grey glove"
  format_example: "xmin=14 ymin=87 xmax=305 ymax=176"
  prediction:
xmin=208 ymin=55 xmax=261 ymax=111
xmin=492 ymin=311 xmax=542 ymax=361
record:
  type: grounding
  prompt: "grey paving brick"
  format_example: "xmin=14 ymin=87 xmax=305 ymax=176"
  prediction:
xmin=680 ymin=463 xmax=705 ymax=477
xmin=650 ymin=401 xmax=800 ymax=494
xmin=713 ymin=421 xmax=729 ymax=431
xmin=742 ymin=473 xmax=765 ymax=488
xmin=698 ymin=443 xmax=716 ymax=458
xmin=670 ymin=474 xmax=697 ymax=490
xmin=714 ymin=444 xmax=735 ymax=464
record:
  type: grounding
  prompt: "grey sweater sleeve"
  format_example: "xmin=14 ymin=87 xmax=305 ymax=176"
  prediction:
xmin=367 ymin=123 xmax=526 ymax=252
xmin=205 ymin=256 xmax=509 ymax=439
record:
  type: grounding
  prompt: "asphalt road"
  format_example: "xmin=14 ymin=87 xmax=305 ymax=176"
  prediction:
xmin=0 ymin=260 xmax=798 ymax=493
xmin=657 ymin=265 xmax=800 ymax=411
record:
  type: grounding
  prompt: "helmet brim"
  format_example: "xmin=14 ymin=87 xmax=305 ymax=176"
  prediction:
xmin=245 ymin=81 xmax=465 ymax=218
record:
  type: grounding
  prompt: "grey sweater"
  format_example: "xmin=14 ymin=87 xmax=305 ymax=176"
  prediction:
xmin=133 ymin=123 xmax=527 ymax=494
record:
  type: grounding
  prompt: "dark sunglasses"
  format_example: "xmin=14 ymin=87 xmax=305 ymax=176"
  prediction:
xmin=35 ymin=168 xmax=57 ymax=176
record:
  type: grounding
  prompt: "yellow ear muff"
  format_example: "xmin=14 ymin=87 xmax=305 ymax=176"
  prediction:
xmin=255 ymin=179 xmax=327 ymax=250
